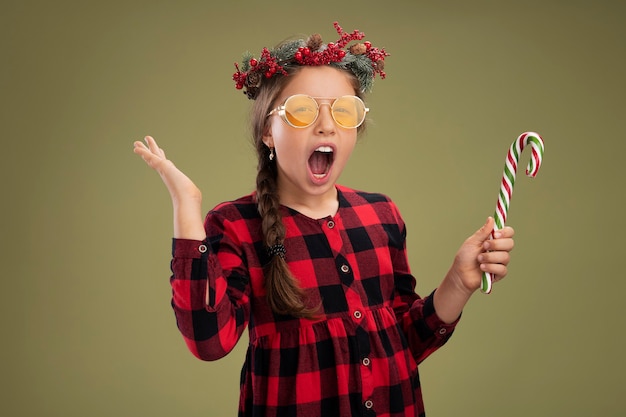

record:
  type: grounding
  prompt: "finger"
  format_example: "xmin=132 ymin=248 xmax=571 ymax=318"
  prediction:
xmin=493 ymin=226 xmax=515 ymax=239
xmin=480 ymin=262 xmax=508 ymax=278
xmin=478 ymin=251 xmax=511 ymax=266
xmin=133 ymin=143 xmax=163 ymax=168
xmin=144 ymin=136 xmax=168 ymax=159
xmin=484 ymin=237 xmax=515 ymax=252
xmin=144 ymin=136 xmax=161 ymax=153
xmin=133 ymin=141 xmax=149 ymax=156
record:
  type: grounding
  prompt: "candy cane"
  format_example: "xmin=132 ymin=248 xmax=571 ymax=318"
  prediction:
xmin=481 ymin=132 xmax=545 ymax=294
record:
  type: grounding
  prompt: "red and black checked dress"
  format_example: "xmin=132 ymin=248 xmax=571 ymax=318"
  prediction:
xmin=170 ymin=185 xmax=459 ymax=417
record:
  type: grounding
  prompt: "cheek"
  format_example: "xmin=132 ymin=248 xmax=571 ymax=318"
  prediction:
xmin=269 ymin=119 xmax=289 ymax=144
xmin=273 ymin=133 xmax=301 ymax=161
xmin=272 ymin=126 xmax=307 ymax=154
xmin=338 ymin=136 xmax=358 ymax=161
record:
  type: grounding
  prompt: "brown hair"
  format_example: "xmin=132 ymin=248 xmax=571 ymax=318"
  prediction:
xmin=250 ymin=65 xmax=364 ymax=318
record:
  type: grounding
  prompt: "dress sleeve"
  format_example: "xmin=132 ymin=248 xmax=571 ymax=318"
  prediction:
xmin=388 ymin=203 xmax=460 ymax=364
xmin=170 ymin=210 xmax=251 ymax=361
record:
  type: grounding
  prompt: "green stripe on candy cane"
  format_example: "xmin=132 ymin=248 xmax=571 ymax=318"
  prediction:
xmin=481 ymin=132 xmax=545 ymax=294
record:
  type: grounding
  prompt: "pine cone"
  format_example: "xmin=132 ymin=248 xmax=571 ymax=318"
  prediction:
xmin=306 ymin=34 xmax=323 ymax=51
xmin=245 ymin=71 xmax=261 ymax=87
xmin=349 ymin=43 xmax=367 ymax=55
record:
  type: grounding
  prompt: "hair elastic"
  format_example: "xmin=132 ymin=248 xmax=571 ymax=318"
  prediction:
xmin=268 ymin=243 xmax=286 ymax=259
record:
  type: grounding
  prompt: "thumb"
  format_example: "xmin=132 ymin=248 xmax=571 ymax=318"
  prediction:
xmin=469 ymin=216 xmax=495 ymax=244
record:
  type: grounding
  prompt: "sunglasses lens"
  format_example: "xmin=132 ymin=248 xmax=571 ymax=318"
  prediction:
xmin=332 ymin=96 xmax=366 ymax=128
xmin=284 ymin=95 xmax=318 ymax=127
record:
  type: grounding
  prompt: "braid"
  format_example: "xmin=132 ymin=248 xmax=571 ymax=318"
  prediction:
xmin=255 ymin=152 xmax=317 ymax=318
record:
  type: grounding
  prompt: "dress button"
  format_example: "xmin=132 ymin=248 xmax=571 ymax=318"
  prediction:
xmin=340 ymin=264 xmax=350 ymax=273
xmin=327 ymin=220 xmax=335 ymax=229
xmin=353 ymin=310 xmax=362 ymax=319
xmin=364 ymin=400 xmax=373 ymax=409
xmin=438 ymin=328 xmax=447 ymax=335
xmin=362 ymin=357 xmax=371 ymax=367
xmin=198 ymin=244 xmax=207 ymax=253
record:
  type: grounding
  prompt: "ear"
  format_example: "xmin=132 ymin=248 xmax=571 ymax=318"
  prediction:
xmin=262 ymin=124 xmax=274 ymax=148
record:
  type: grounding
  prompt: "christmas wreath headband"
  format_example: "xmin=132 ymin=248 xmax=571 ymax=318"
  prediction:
xmin=232 ymin=22 xmax=389 ymax=100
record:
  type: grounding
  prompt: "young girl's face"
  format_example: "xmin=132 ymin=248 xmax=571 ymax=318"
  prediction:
xmin=263 ymin=66 xmax=359 ymax=206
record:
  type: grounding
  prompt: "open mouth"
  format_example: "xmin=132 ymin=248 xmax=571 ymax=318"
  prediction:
xmin=308 ymin=146 xmax=334 ymax=179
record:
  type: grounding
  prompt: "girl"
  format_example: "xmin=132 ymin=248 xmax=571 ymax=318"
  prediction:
xmin=133 ymin=22 xmax=514 ymax=417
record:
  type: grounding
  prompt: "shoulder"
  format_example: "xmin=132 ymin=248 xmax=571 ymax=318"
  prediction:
xmin=337 ymin=184 xmax=399 ymax=210
xmin=336 ymin=185 xmax=404 ymax=224
xmin=206 ymin=192 xmax=260 ymax=223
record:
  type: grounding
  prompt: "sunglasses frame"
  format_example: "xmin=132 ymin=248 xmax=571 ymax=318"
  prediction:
xmin=267 ymin=94 xmax=369 ymax=129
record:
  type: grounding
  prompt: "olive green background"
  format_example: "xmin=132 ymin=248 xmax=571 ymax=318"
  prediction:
xmin=2 ymin=0 xmax=624 ymax=416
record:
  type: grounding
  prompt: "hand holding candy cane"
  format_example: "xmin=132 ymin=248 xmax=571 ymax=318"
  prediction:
xmin=481 ymin=132 xmax=545 ymax=294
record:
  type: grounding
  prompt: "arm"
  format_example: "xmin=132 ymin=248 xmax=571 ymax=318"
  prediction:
xmin=170 ymin=228 xmax=251 ymax=361
xmin=391 ymin=223 xmax=458 ymax=364
xmin=134 ymin=136 xmax=250 ymax=360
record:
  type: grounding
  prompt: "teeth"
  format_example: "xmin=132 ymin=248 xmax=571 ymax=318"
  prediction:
xmin=315 ymin=146 xmax=333 ymax=153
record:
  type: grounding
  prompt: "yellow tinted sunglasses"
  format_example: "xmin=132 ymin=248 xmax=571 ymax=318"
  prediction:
xmin=268 ymin=95 xmax=369 ymax=129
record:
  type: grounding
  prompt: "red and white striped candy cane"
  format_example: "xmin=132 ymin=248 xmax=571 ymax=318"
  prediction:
xmin=481 ymin=132 xmax=545 ymax=294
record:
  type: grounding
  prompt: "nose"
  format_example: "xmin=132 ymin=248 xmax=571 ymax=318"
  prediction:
xmin=315 ymin=103 xmax=336 ymax=134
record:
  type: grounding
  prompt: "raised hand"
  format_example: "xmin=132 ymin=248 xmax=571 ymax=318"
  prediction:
xmin=133 ymin=136 xmax=205 ymax=240
xmin=133 ymin=136 xmax=202 ymax=202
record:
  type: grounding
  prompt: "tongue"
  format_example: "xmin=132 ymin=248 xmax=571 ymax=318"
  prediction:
xmin=309 ymin=152 xmax=329 ymax=175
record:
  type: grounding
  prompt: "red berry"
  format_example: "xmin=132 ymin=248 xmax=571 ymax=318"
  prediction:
xmin=364 ymin=41 xmax=371 ymax=50
xmin=250 ymin=58 xmax=258 ymax=67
